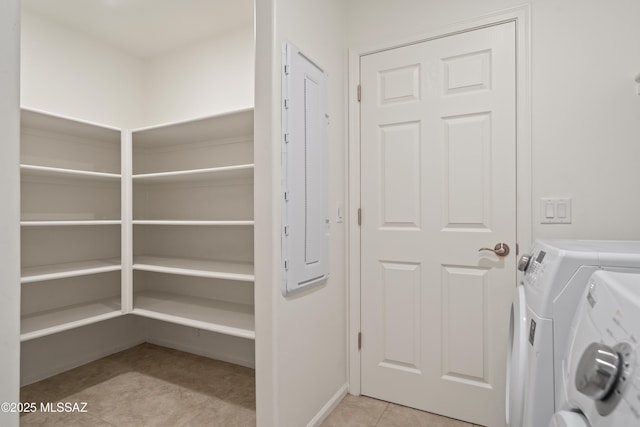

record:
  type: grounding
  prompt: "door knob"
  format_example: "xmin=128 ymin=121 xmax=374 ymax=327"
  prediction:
xmin=479 ymin=243 xmax=510 ymax=257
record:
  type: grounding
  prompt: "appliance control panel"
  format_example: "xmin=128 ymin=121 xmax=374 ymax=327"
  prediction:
xmin=570 ymin=271 xmax=640 ymax=422
xmin=522 ymin=250 xmax=549 ymax=290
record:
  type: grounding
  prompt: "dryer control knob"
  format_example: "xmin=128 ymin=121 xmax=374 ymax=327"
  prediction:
xmin=517 ymin=254 xmax=532 ymax=272
xmin=575 ymin=342 xmax=621 ymax=401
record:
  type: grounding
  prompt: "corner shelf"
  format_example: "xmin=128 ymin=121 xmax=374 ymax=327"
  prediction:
xmin=132 ymin=108 xmax=254 ymax=148
xmin=21 ymin=164 xmax=121 ymax=181
xmin=21 ymin=259 xmax=122 ymax=284
xmin=131 ymin=108 xmax=255 ymax=342
xmin=18 ymin=107 xmax=255 ymax=342
xmin=21 ymin=108 xmax=121 ymax=143
xmin=20 ymin=108 xmax=124 ymax=342
xmin=132 ymin=220 xmax=254 ymax=226
xmin=132 ymin=164 xmax=254 ymax=184
xmin=132 ymin=256 xmax=254 ymax=282
xmin=133 ymin=290 xmax=255 ymax=340
xmin=21 ymin=220 xmax=122 ymax=227
xmin=21 ymin=297 xmax=123 ymax=342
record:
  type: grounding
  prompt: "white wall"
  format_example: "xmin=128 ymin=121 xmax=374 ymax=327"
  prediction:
xmin=347 ymin=0 xmax=640 ymax=241
xmin=254 ymin=1 xmax=277 ymax=423
xmin=144 ymin=25 xmax=254 ymax=126
xmin=0 ymin=0 xmax=21 ymax=425
xmin=20 ymin=8 xmax=147 ymax=128
xmin=140 ymin=318 xmax=255 ymax=369
xmin=21 ymin=9 xmax=254 ymax=129
xmin=21 ymin=317 xmax=143 ymax=386
xmin=531 ymin=0 xmax=640 ymax=239
xmin=348 ymin=0 xmax=520 ymax=48
xmin=255 ymin=0 xmax=348 ymax=425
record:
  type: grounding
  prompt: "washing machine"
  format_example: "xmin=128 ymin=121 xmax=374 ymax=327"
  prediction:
xmin=549 ymin=270 xmax=640 ymax=426
xmin=506 ymin=240 xmax=640 ymax=427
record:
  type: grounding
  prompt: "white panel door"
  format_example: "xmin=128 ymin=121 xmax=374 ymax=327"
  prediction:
xmin=360 ymin=22 xmax=516 ymax=427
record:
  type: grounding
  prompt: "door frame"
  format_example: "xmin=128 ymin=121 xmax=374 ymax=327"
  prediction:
xmin=347 ymin=5 xmax=532 ymax=395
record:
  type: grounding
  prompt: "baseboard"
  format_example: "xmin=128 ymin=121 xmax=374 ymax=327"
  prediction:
xmin=307 ymin=384 xmax=349 ymax=427
xmin=145 ymin=337 xmax=255 ymax=369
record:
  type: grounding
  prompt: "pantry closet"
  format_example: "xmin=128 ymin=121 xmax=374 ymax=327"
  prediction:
xmin=19 ymin=0 xmax=256 ymax=400
xmin=20 ymin=108 xmax=255 ymax=341
xmin=8 ymin=0 xmax=351 ymax=426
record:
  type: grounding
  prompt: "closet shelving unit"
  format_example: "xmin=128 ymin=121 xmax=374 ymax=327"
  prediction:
xmin=20 ymin=109 xmax=124 ymax=342
xmin=130 ymin=108 xmax=255 ymax=340
xmin=19 ymin=107 xmax=255 ymax=342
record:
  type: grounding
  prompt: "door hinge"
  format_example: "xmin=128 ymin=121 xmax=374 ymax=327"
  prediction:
xmin=284 ymin=64 xmax=290 ymax=75
xmin=358 ymin=332 xmax=362 ymax=350
xmin=357 ymin=208 xmax=362 ymax=226
xmin=284 ymin=98 xmax=290 ymax=109
xmin=357 ymin=84 xmax=361 ymax=102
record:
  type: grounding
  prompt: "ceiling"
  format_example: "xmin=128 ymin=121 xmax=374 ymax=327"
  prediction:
xmin=21 ymin=0 xmax=254 ymax=59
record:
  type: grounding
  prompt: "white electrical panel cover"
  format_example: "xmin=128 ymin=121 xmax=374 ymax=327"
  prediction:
xmin=281 ymin=41 xmax=329 ymax=295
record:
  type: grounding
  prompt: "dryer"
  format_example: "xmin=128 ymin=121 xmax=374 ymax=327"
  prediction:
xmin=506 ymin=240 xmax=640 ymax=427
xmin=549 ymin=270 xmax=640 ymax=426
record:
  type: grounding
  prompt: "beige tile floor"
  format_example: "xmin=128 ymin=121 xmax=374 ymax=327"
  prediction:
xmin=320 ymin=395 xmax=482 ymax=427
xmin=20 ymin=343 xmax=482 ymax=427
xmin=20 ymin=343 xmax=255 ymax=426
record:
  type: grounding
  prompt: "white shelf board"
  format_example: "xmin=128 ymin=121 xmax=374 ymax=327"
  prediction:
xmin=133 ymin=291 xmax=255 ymax=340
xmin=21 ymin=164 xmax=121 ymax=181
xmin=132 ymin=164 xmax=254 ymax=184
xmin=21 ymin=258 xmax=122 ymax=283
xmin=133 ymin=220 xmax=254 ymax=226
xmin=132 ymin=108 xmax=254 ymax=148
xmin=21 ymin=220 xmax=122 ymax=227
xmin=21 ymin=108 xmax=121 ymax=141
xmin=20 ymin=297 xmax=122 ymax=342
xmin=133 ymin=256 xmax=254 ymax=282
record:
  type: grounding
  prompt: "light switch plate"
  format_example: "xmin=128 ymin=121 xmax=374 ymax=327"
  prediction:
xmin=540 ymin=197 xmax=572 ymax=224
